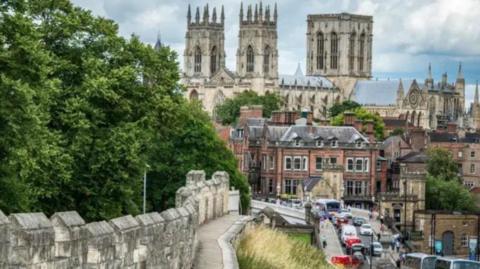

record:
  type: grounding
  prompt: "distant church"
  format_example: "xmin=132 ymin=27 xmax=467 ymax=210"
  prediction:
xmin=179 ymin=2 xmax=475 ymax=131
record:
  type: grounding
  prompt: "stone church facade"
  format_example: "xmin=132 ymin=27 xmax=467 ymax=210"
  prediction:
xmin=180 ymin=2 xmax=473 ymax=131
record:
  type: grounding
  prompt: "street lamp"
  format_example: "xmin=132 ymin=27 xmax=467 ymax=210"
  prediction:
xmin=143 ymin=164 xmax=150 ymax=214
xmin=403 ymin=179 xmax=407 ymax=241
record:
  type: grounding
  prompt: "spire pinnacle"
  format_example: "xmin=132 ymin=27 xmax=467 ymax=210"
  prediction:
xmin=240 ymin=2 xmax=244 ymax=23
xmin=221 ymin=5 xmax=225 ymax=24
xmin=187 ymin=4 xmax=191 ymax=24
xmin=259 ymin=1 xmax=263 ymax=21
xmin=203 ymin=4 xmax=209 ymax=24
xmin=397 ymin=78 xmax=404 ymax=96
xmin=273 ymin=3 xmax=278 ymax=22
xmin=247 ymin=4 xmax=252 ymax=22
xmin=475 ymin=80 xmax=479 ymax=105
xmin=265 ymin=6 xmax=270 ymax=22
xmin=428 ymin=62 xmax=432 ymax=79
xmin=254 ymin=4 xmax=258 ymax=22
xmin=457 ymin=62 xmax=464 ymax=79
xmin=154 ymin=32 xmax=162 ymax=50
xmin=212 ymin=7 xmax=217 ymax=23
xmin=195 ymin=7 xmax=200 ymax=23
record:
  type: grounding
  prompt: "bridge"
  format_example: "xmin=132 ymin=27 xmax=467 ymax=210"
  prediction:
xmin=250 ymin=199 xmax=306 ymax=224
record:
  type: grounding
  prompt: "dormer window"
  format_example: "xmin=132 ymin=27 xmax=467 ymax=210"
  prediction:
xmin=294 ymin=139 xmax=302 ymax=147
xmin=316 ymin=140 xmax=324 ymax=147
xmin=356 ymin=140 xmax=363 ymax=148
xmin=237 ymin=128 xmax=244 ymax=138
xmin=331 ymin=139 xmax=338 ymax=147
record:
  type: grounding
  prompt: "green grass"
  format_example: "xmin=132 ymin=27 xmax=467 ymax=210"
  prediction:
xmin=237 ymin=225 xmax=333 ymax=269
xmin=287 ymin=233 xmax=312 ymax=245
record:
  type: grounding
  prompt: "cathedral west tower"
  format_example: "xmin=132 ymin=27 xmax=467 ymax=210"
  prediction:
xmin=184 ymin=4 xmax=225 ymax=79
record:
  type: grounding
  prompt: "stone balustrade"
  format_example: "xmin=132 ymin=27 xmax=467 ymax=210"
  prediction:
xmin=0 ymin=170 xmax=230 ymax=269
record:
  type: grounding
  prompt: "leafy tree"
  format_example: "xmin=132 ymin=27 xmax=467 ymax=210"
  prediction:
xmin=0 ymin=0 xmax=249 ymax=220
xmin=331 ymin=108 xmax=385 ymax=140
xmin=390 ymin=128 xmax=405 ymax=137
xmin=214 ymin=90 xmax=283 ymax=125
xmin=425 ymin=175 xmax=477 ymax=212
xmin=426 ymin=148 xmax=459 ymax=181
xmin=328 ymin=100 xmax=360 ymax=117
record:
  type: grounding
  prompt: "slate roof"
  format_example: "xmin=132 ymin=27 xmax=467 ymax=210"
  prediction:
xmin=428 ymin=132 xmax=460 ymax=143
xmin=279 ymin=64 xmax=334 ymax=88
xmin=397 ymin=151 xmax=428 ymax=163
xmin=279 ymin=126 xmax=368 ymax=143
xmin=352 ymin=79 xmax=414 ymax=106
xmin=383 ymin=118 xmax=409 ymax=128
xmin=302 ymin=177 xmax=322 ymax=192
xmin=463 ymin=133 xmax=480 ymax=143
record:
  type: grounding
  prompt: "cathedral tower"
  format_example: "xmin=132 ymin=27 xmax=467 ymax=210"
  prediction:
xmin=306 ymin=13 xmax=373 ymax=78
xmin=236 ymin=2 xmax=278 ymax=79
xmin=184 ymin=4 xmax=225 ymax=78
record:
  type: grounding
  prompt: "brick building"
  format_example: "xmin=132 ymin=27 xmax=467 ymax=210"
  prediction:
xmin=230 ymin=107 xmax=385 ymax=208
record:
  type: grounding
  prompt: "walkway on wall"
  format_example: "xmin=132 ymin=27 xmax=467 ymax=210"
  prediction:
xmin=194 ymin=213 xmax=243 ymax=269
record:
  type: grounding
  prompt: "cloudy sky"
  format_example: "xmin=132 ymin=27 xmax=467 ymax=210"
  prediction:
xmin=72 ymin=0 xmax=480 ymax=104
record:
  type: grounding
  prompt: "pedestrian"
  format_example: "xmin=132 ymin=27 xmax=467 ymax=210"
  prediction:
xmin=321 ymin=234 xmax=327 ymax=249
xmin=380 ymin=215 xmax=384 ymax=224
xmin=396 ymin=258 xmax=401 ymax=268
xmin=391 ymin=238 xmax=395 ymax=251
xmin=396 ymin=240 xmax=401 ymax=252
xmin=377 ymin=233 xmax=381 ymax=241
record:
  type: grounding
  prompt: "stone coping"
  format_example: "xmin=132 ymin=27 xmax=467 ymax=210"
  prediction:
xmin=217 ymin=215 xmax=253 ymax=269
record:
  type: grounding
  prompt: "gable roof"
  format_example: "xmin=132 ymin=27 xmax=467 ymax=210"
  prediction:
xmin=302 ymin=177 xmax=322 ymax=192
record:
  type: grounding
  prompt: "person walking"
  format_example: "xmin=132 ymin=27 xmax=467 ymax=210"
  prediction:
xmin=321 ymin=234 xmax=327 ymax=249
xmin=395 ymin=240 xmax=401 ymax=253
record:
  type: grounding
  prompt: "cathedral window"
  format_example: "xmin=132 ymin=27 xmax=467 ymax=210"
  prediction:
xmin=194 ymin=46 xmax=202 ymax=73
xmin=330 ymin=32 xmax=338 ymax=69
xmin=246 ymin=45 xmax=254 ymax=73
xmin=358 ymin=33 xmax=365 ymax=72
xmin=316 ymin=32 xmax=324 ymax=70
xmin=349 ymin=32 xmax=356 ymax=71
xmin=210 ymin=46 xmax=217 ymax=74
xmin=264 ymin=46 xmax=270 ymax=74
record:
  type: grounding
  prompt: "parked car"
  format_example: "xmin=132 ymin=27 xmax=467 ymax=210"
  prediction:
xmin=360 ymin=223 xmax=374 ymax=236
xmin=352 ymin=216 xmax=366 ymax=226
xmin=341 ymin=225 xmax=358 ymax=245
xmin=340 ymin=211 xmax=353 ymax=219
xmin=291 ymin=199 xmax=303 ymax=208
xmin=336 ymin=217 xmax=350 ymax=229
xmin=331 ymin=255 xmax=360 ymax=268
xmin=372 ymin=241 xmax=384 ymax=256
xmin=345 ymin=236 xmax=362 ymax=250
xmin=349 ymin=243 xmax=365 ymax=255
xmin=352 ymin=251 xmax=365 ymax=265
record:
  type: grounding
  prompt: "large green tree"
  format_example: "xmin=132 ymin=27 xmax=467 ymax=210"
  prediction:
xmin=0 ymin=0 xmax=249 ymax=220
xmin=214 ymin=90 xmax=283 ymax=125
xmin=328 ymin=100 xmax=361 ymax=117
xmin=425 ymin=148 xmax=476 ymax=211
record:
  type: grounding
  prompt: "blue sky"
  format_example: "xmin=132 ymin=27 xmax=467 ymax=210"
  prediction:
xmin=72 ymin=0 xmax=480 ymax=105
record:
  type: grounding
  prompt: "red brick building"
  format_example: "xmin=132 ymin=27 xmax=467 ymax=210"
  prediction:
xmin=230 ymin=108 xmax=386 ymax=208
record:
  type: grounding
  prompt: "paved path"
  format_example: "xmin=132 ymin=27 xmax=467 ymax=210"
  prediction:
xmin=194 ymin=214 xmax=243 ymax=269
xmin=320 ymin=219 xmax=344 ymax=259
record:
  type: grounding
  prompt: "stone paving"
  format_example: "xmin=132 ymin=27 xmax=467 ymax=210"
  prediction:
xmin=194 ymin=213 xmax=243 ymax=269
xmin=320 ymin=219 xmax=344 ymax=259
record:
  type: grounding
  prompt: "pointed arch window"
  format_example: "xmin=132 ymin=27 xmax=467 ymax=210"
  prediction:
xmin=330 ymin=32 xmax=338 ymax=69
xmin=194 ymin=46 xmax=202 ymax=73
xmin=349 ymin=32 xmax=356 ymax=71
xmin=316 ymin=32 xmax=324 ymax=70
xmin=358 ymin=33 xmax=365 ymax=72
xmin=210 ymin=46 xmax=217 ymax=74
xmin=263 ymin=46 xmax=270 ymax=74
xmin=247 ymin=46 xmax=254 ymax=73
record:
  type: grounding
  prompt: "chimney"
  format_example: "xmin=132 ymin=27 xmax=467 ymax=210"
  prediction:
xmin=300 ymin=109 xmax=313 ymax=125
xmin=271 ymin=111 xmax=300 ymax=126
xmin=343 ymin=111 xmax=356 ymax=126
xmin=239 ymin=105 xmax=263 ymax=126
xmin=409 ymin=127 xmax=426 ymax=151
xmin=364 ymin=120 xmax=375 ymax=143
xmin=447 ymin=122 xmax=457 ymax=134
xmin=354 ymin=120 xmax=363 ymax=133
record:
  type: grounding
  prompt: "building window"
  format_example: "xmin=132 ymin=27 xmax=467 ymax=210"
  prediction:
xmin=285 ymin=156 xmax=292 ymax=170
xmin=355 ymin=158 xmax=363 ymax=172
xmin=376 ymin=159 xmax=382 ymax=171
xmin=294 ymin=139 xmax=301 ymax=147
xmin=330 ymin=32 xmax=338 ymax=69
xmin=294 ymin=157 xmax=302 ymax=170
xmin=472 ymin=151 xmax=476 ymax=158
xmin=302 ymin=157 xmax=308 ymax=171
xmin=316 ymin=140 xmax=324 ymax=147
xmin=316 ymin=157 xmax=323 ymax=170
xmin=263 ymin=46 xmax=270 ymax=74
xmin=354 ymin=181 xmax=362 ymax=195
xmin=316 ymin=32 xmax=324 ymax=70
xmin=268 ymin=156 xmax=274 ymax=170
xmin=364 ymin=158 xmax=369 ymax=172
xmin=285 ymin=179 xmax=298 ymax=194
xmin=246 ymin=45 xmax=254 ymax=73
xmin=461 ymin=234 xmax=468 ymax=247
xmin=194 ymin=46 xmax=202 ymax=73
xmin=356 ymin=141 xmax=363 ymax=148
xmin=210 ymin=46 xmax=217 ymax=74
xmin=347 ymin=158 xmax=354 ymax=171
xmin=465 ymin=181 xmax=474 ymax=189
xmin=349 ymin=32 xmax=356 ymax=71
xmin=331 ymin=139 xmax=338 ymax=147
xmin=358 ymin=33 xmax=365 ymax=72
xmin=268 ymin=179 xmax=274 ymax=194
xmin=346 ymin=181 xmax=353 ymax=195
xmin=458 ymin=151 xmax=463 ymax=158
xmin=330 ymin=157 xmax=337 ymax=165
xmin=262 ymin=155 xmax=267 ymax=171
xmin=471 ymin=164 xmax=475 ymax=173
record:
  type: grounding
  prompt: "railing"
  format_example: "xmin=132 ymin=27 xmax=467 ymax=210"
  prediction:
xmin=376 ymin=192 xmax=419 ymax=202
xmin=250 ymin=200 xmax=305 ymax=223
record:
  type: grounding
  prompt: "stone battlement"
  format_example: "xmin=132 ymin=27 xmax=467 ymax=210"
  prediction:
xmin=0 ymin=170 xmax=230 ymax=269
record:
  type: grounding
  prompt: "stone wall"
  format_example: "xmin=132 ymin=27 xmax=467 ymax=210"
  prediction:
xmin=0 ymin=170 xmax=230 ymax=269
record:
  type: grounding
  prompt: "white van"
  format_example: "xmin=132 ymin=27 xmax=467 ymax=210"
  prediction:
xmin=340 ymin=224 xmax=357 ymax=245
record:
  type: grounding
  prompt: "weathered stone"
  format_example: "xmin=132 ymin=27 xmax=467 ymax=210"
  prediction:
xmin=50 ymin=211 xmax=85 ymax=268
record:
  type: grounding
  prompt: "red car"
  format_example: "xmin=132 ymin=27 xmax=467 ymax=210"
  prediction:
xmin=344 ymin=236 xmax=362 ymax=249
xmin=331 ymin=255 xmax=361 ymax=268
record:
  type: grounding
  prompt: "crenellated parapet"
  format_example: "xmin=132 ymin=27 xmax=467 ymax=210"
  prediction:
xmin=0 ymin=170 xmax=232 ymax=269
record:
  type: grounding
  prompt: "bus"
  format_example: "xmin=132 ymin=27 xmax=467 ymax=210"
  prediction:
xmin=314 ymin=199 xmax=341 ymax=213
xmin=435 ymin=257 xmax=480 ymax=269
xmin=403 ymin=253 xmax=436 ymax=269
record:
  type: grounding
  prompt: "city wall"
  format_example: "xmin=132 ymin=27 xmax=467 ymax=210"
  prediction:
xmin=0 ymin=170 xmax=230 ymax=269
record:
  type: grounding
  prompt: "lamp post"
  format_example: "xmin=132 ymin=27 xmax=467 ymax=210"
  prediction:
xmin=143 ymin=164 xmax=150 ymax=214
xmin=370 ymin=231 xmax=374 ymax=269
xmin=403 ymin=179 xmax=407 ymax=241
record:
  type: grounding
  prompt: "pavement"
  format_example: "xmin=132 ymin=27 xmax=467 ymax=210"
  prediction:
xmin=194 ymin=214 xmax=243 ymax=269
xmin=320 ymin=219 xmax=344 ymax=259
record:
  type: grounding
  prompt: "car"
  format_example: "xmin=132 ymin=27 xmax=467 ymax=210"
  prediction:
xmin=360 ymin=223 xmax=374 ymax=235
xmin=339 ymin=211 xmax=353 ymax=219
xmin=336 ymin=217 xmax=349 ymax=229
xmin=331 ymin=255 xmax=360 ymax=267
xmin=352 ymin=251 xmax=365 ymax=265
xmin=372 ymin=242 xmax=383 ymax=256
xmin=344 ymin=236 xmax=362 ymax=250
xmin=291 ymin=199 xmax=303 ymax=208
xmin=352 ymin=216 xmax=366 ymax=226
xmin=341 ymin=225 xmax=358 ymax=244
xmin=349 ymin=243 xmax=365 ymax=255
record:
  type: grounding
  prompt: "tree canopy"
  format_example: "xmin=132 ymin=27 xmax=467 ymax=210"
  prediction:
xmin=328 ymin=100 xmax=361 ymax=118
xmin=214 ymin=90 xmax=283 ymax=125
xmin=0 ymin=0 xmax=249 ymax=220
xmin=425 ymin=148 xmax=476 ymax=212
xmin=330 ymin=107 xmax=385 ymax=140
